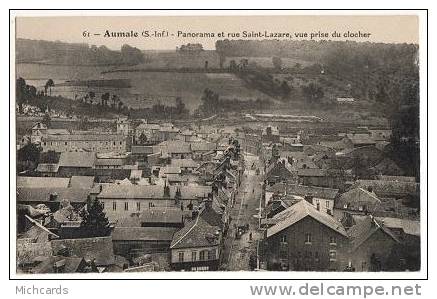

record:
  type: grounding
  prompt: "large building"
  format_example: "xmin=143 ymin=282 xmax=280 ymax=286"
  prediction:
xmin=41 ymin=133 xmax=127 ymax=153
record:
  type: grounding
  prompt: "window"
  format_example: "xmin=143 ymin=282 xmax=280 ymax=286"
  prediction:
xmin=329 ymin=249 xmax=337 ymax=262
xmin=178 ymin=252 xmax=184 ymax=262
xmin=305 ymin=233 xmax=312 ymax=244
xmin=208 ymin=250 xmax=216 ymax=260
xmin=136 ymin=202 xmax=141 ymax=211
xmin=120 ymin=141 xmax=122 ymax=145
xmin=280 ymin=235 xmax=287 ymax=243
xmin=112 ymin=202 xmax=117 ymax=211
xmin=329 ymin=236 xmax=337 ymax=245
xmin=101 ymin=202 xmax=105 ymax=209
xmin=326 ymin=201 xmax=330 ymax=208
xmin=124 ymin=202 xmax=129 ymax=211
xmin=199 ymin=251 xmax=206 ymax=261
xmin=65 ymin=142 xmax=68 ymax=146
xmin=192 ymin=251 xmax=197 ymax=261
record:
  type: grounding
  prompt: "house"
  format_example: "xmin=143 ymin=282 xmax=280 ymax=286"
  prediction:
xmin=30 ymin=122 xmax=48 ymax=144
xmin=17 ymin=187 xmax=92 ymax=211
xmin=157 ymin=141 xmax=193 ymax=159
xmin=264 ymin=183 xmax=339 ymax=215
xmin=41 ymin=133 xmax=127 ymax=153
xmin=112 ymin=227 xmax=178 ymax=260
xmin=57 ymin=152 xmax=96 ymax=176
xmin=95 ymin=158 xmax=126 ymax=169
xmin=190 ymin=142 xmax=217 ymax=160
xmin=262 ymin=125 xmax=280 ymax=144
xmin=369 ymin=158 xmax=404 ymax=176
xmin=345 ymin=134 xmax=376 ymax=148
xmin=35 ymin=163 xmax=59 ymax=177
xmin=97 ymin=184 xmax=212 ymax=221
xmin=170 ymin=209 xmax=222 ymax=271
xmin=353 ymin=179 xmax=419 ymax=199
xmin=334 ymin=187 xmax=382 ymax=219
xmin=347 ymin=215 xmax=403 ymax=271
xmin=297 ymin=168 xmax=342 ymax=189
xmin=262 ymin=200 xmax=348 ymax=271
xmin=17 ymin=177 xmax=70 ymax=189
xmin=265 ymin=159 xmax=295 ymax=186
xmin=170 ymin=159 xmax=199 ymax=173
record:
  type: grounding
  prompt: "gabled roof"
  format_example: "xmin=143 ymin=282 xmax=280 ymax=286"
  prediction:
xmin=95 ymin=158 xmax=125 ymax=166
xmin=131 ymin=145 xmax=155 ymax=155
xmin=190 ymin=142 xmax=217 ymax=152
xmin=266 ymin=200 xmax=347 ymax=238
xmin=51 ymin=236 xmax=115 ymax=266
xmin=139 ymin=209 xmax=190 ymax=224
xmin=348 ymin=215 xmax=400 ymax=251
xmin=336 ymin=187 xmax=381 ymax=210
xmin=375 ymin=217 xmax=420 ymax=236
xmin=58 ymin=152 xmax=96 ymax=168
xmin=170 ymin=212 xmax=221 ymax=249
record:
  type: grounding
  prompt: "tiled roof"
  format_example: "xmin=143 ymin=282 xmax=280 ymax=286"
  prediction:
xmin=375 ymin=217 xmax=420 ymax=236
xmin=170 ymin=159 xmax=199 ymax=168
xmin=139 ymin=209 xmax=190 ymax=224
xmin=170 ymin=213 xmax=221 ymax=249
xmin=190 ymin=142 xmax=217 ymax=152
xmin=35 ymin=163 xmax=59 ymax=173
xmin=51 ymin=236 xmax=115 ymax=266
xmin=112 ymin=227 xmax=177 ymax=241
xmin=69 ymin=176 xmax=95 ymax=189
xmin=336 ymin=187 xmax=381 ymax=212
xmin=354 ymin=179 xmax=419 ymax=197
xmin=58 ymin=152 xmax=96 ymax=168
xmin=266 ymin=200 xmax=347 ymax=238
xmin=95 ymin=158 xmax=125 ymax=166
xmin=17 ymin=177 xmax=70 ymax=188
xmin=297 ymin=168 xmax=327 ymax=177
xmin=17 ymin=187 xmax=91 ymax=203
xmin=97 ymin=185 xmax=211 ymax=200
xmin=45 ymin=133 xmax=125 ymax=141
xmin=131 ymin=145 xmax=155 ymax=155
xmin=347 ymin=215 xmax=399 ymax=251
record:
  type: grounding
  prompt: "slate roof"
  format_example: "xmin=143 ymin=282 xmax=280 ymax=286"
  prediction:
xmin=266 ymin=200 xmax=347 ymax=238
xmin=112 ymin=227 xmax=177 ymax=241
xmin=17 ymin=177 xmax=70 ymax=188
xmin=58 ymin=152 xmax=96 ymax=168
xmin=159 ymin=141 xmax=191 ymax=154
xmin=139 ymin=209 xmax=190 ymax=224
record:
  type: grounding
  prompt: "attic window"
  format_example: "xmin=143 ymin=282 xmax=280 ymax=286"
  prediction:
xmin=305 ymin=233 xmax=312 ymax=244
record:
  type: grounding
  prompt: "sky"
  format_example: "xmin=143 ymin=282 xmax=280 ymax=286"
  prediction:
xmin=15 ymin=15 xmax=419 ymax=50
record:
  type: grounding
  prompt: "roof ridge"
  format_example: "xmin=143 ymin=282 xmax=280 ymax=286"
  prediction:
xmin=170 ymin=210 xmax=201 ymax=249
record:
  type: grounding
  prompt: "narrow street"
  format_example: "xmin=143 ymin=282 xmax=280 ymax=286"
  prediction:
xmin=222 ymin=153 xmax=264 ymax=271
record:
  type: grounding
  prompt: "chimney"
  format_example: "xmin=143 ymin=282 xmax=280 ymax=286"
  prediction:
xmin=163 ymin=180 xmax=170 ymax=197
xmin=49 ymin=192 xmax=58 ymax=202
xmin=367 ymin=186 xmax=373 ymax=193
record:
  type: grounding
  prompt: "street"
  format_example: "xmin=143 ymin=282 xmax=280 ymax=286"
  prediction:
xmin=222 ymin=153 xmax=264 ymax=271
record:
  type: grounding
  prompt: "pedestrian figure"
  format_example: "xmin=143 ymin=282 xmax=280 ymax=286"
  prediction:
xmin=249 ymin=232 xmax=253 ymax=241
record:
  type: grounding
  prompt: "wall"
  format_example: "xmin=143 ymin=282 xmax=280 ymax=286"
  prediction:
xmin=264 ymin=216 xmax=349 ymax=271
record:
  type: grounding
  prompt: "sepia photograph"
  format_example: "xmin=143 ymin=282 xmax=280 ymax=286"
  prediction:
xmin=11 ymin=12 xmax=424 ymax=277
